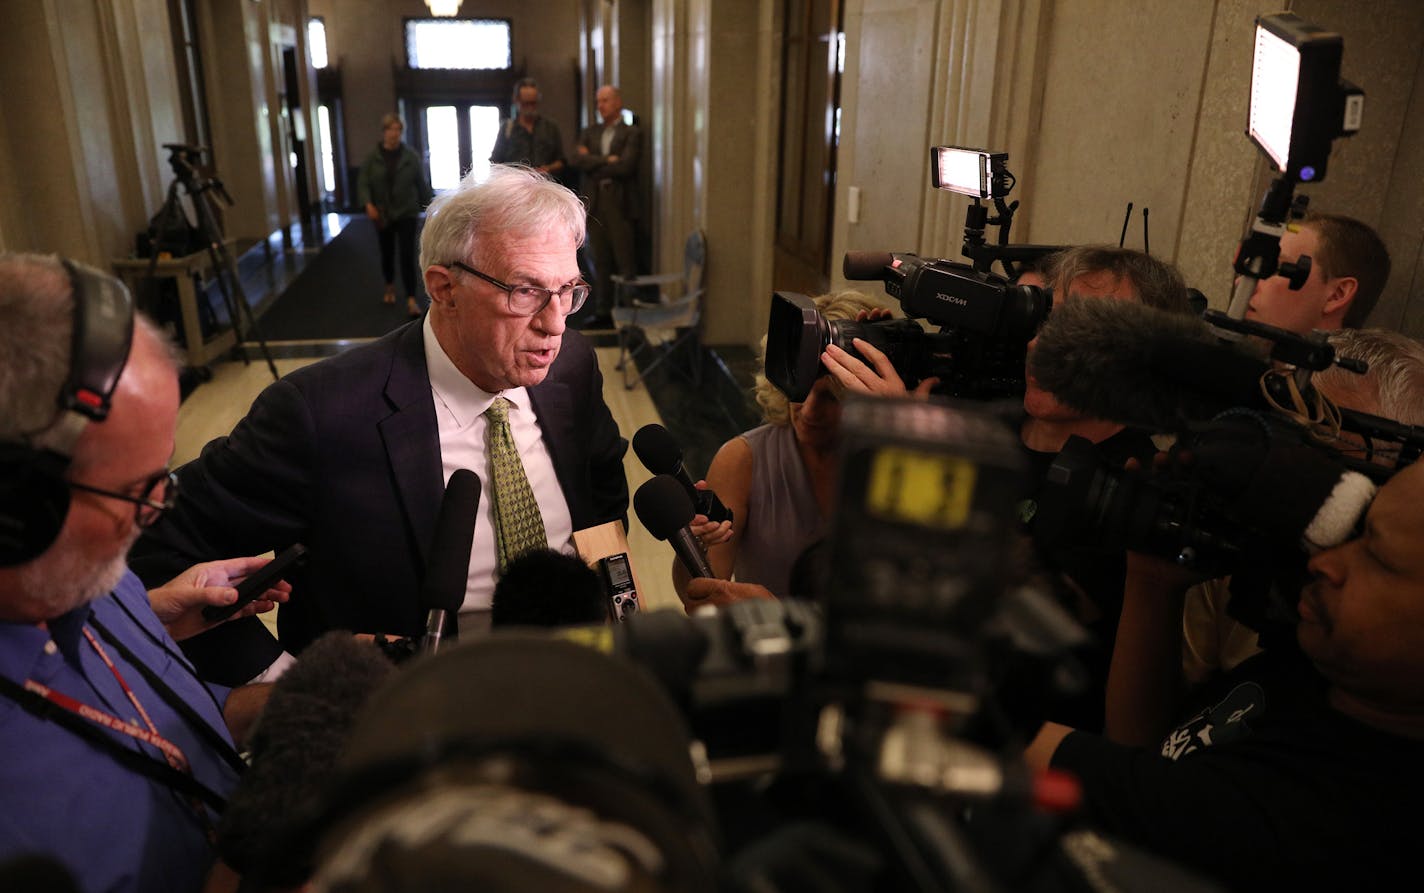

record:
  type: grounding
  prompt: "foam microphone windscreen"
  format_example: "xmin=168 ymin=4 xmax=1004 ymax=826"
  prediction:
xmin=634 ymin=474 xmax=696 ymax=541
xmin=421 ymin=468 xmax=481 ymax=614
xmin=632 ymin=424 xmax=684 ymax=476
xmin=1028 ymin=297 xmax=1271 ymax=429
xmin=843 ymin=250 xmax=895 ymax=281
xmin=216 ymin=632 xmax=396 ymax=884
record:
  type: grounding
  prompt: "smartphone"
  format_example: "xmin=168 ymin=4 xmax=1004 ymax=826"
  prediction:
xmin=694 ymin=489 xmax=733 ymax=526
xmin=201 ymin=543 xmax=308 ymax=623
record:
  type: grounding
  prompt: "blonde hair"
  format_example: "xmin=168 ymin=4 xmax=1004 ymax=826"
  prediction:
xmin=753 ymin=290 xmax=884 ymax=426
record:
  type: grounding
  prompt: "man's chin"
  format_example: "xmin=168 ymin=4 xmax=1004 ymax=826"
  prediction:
xmin=16 ymin=546 xmax=129 ymax=620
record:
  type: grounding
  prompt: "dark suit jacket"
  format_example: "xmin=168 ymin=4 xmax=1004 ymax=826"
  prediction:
xmin=572 ymin=120 xmax=643 ymax=222
xmin=130 ymin=320 xmax=628 ymax=678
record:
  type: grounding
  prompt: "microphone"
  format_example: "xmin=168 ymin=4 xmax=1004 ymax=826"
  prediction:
xmin=420 ymin=469 xmax=480 ymax=654
xmin=843 ymin=250 xmax=896 ymax=280
xmin=634 ymin=474 xmax=714 ymax=579
xmin=631 ymin=424 xmax=732 ymax=524
xmin=1028 ymin=296 xmax=1276 ymax=430
xmin=216 ymin=632 xmax=396 ymax=885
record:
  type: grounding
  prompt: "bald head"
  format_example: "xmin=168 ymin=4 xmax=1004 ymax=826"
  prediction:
xmin=595 ymin=85 xmax=624 ymax=126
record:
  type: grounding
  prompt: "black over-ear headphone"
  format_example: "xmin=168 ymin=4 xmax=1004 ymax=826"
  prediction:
xmin=0 ymin=260 xmax=135 ymax=567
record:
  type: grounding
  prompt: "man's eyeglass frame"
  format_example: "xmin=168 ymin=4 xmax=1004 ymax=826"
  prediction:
xmin=69 ymin=470 xmax=179 ymax=529
xmin=448 ymin=261 xmax=589 ymax=317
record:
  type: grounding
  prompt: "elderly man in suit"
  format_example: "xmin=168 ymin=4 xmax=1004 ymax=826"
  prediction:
xmin=572 ymin=84 xmax=643 ymax=325
xmin=130 ymin=165 xmax=629 ymax=681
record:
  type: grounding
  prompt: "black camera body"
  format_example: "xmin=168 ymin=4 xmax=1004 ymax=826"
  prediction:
xmin=876 ymin=253 xmax=1052 ymax=339
xmin=1033 ymin=409 xmax=1391 ymax=631
xmin=764 ymin=270 xmax=1047 ymax=405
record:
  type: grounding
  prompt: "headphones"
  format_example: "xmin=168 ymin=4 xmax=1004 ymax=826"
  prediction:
xmin=0 ymin=260 xmax=135 ymax=567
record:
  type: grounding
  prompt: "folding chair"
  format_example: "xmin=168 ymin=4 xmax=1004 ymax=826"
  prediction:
xmin=610 ymin=229 xmax=706 ymax=390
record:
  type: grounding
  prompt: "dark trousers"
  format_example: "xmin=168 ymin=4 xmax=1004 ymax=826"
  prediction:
xmin=587 ymin=211 xmax=637 ymax=314
xmin=377 ymin=216 xmax=420 ymax=299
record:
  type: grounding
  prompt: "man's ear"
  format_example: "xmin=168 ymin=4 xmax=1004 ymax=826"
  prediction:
xmin=1322 ymin=275 xmax=1359 ymax=317
xmin=424 ymin=266 xmax=456 ymax=308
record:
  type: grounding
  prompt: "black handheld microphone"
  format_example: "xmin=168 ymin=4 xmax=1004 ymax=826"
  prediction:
xmin=420 ymin=469 xmax=480 ymax=654
xmin=631 ymin=424 xmax=733 ymax=524
xmin=635 ymin=474 xmax=714 ymax=579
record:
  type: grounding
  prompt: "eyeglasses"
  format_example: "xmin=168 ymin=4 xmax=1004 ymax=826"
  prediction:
xmin=69 ymin=469 xmax=179 ymax=528
xmin=449 ymin=261 xmax=589 ymax=317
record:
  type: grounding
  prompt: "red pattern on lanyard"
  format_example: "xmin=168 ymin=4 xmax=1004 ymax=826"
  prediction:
xmin=23 ymin=627 xmax=213 ymax=836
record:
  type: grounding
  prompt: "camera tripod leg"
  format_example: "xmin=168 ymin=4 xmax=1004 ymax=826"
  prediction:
xmin=206 ymin=242 xmax=279 ymax=381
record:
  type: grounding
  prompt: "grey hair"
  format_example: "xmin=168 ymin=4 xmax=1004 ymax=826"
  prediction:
xmin=1042 ymin=245 xmax=1192 ymax=315
xmin=419 ymin=164 xmax=586 ymax=272
xmin=0 ymin=253 xmax=178 ymax=450
xmin=1318 ymin=328 xmax=1424 ymax=425
xmin=0 ymin=253 xmax=79 ymax=443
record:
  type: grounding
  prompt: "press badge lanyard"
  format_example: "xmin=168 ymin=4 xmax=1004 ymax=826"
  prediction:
xmin=0 ymin=619 xmax=234 ymax=828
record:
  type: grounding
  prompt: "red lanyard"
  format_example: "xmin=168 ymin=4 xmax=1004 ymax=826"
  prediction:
xmin=21 ymin=627 xmax=215 ymax=837
xmin=22 ymin=628 xmax=194 ymax=775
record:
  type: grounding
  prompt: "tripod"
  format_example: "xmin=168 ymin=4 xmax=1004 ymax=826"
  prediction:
xmin=146 ymin=144 xmax=279 ymax=381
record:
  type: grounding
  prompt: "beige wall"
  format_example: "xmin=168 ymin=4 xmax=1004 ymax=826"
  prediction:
xmin=825 ymin=0 xmax=1424 ymax=338
xmin=0 ymin=0 xmax=186 ymax=265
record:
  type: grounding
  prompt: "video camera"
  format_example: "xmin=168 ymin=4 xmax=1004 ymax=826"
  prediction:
xmin=565 ymin=396 xmax=1137 ymax=888
xmin=765 ymin=146 xmax=1064 ymax=403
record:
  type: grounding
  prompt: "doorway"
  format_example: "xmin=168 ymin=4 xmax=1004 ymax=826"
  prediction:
xmin=409 ymin=102 xmax=503 ymax=190
xmin=772 ymin=0 xmax=844 ymax=296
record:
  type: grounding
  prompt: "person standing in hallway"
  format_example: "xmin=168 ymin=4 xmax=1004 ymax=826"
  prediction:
xmin=357 ymin=113 xmax=434 ymax=318
xmin=572 ymin=85 xmax=643 ymax=325
xmin=489 ymin=78 xmax=568 ymax=180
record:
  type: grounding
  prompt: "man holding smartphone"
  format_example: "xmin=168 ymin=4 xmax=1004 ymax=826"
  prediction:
xmin=0 ymin=254 xmax=290 ymax=892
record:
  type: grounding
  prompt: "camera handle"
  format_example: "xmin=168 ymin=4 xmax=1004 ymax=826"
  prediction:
xmin=1224 ymin=177 xmax=1313 ymax=323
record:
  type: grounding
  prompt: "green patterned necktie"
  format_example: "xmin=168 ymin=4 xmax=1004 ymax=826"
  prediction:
xmin=485 ymin=397 xmax=547 ymax=572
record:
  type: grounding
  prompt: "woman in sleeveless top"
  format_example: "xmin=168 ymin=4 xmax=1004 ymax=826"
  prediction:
xmin=673 ymin=292 xmax=884 ymax=603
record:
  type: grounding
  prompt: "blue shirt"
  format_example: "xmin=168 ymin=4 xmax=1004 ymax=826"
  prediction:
xmin=0 ymin=571 xmax=242 ymax=892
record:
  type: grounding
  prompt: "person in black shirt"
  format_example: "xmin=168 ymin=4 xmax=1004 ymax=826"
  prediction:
xmin=489 ymin=78 xmax=567 ymax=180
xmin=1027 ymin=459 xmax=1424 ymax=890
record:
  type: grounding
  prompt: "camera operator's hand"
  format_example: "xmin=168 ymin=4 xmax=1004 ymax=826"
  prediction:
xmin=822 ymin=320 xmax=939 ymax=399
xmin=148 ymin=556 xmax=292 ymax=642
xmin=683 ymin=578 xmax=774 ymax=609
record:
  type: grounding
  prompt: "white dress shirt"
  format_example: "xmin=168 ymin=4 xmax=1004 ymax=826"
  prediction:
xmin=422 ymin=315 xmax=574 ymax=631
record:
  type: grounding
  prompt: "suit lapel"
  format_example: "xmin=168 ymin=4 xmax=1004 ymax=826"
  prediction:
xmin=378 ymin=322 xmax=444 ymax=566
xmin=528 ymin=377 xmax=581 ymax=522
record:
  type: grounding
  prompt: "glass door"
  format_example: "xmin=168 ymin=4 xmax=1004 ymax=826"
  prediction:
xmin=419 ymin=103 xmax=503 ymax=190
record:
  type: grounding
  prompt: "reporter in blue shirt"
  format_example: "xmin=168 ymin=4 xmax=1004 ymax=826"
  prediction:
xmin=0 ymin=255 xmax=285 ymax=892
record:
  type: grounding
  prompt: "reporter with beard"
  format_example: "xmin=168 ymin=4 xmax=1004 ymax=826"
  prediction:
xmin=0 ymin=255 xmax=286 ymax=892
xmin=1026 ymin=459 xmax=1424 ymax=890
